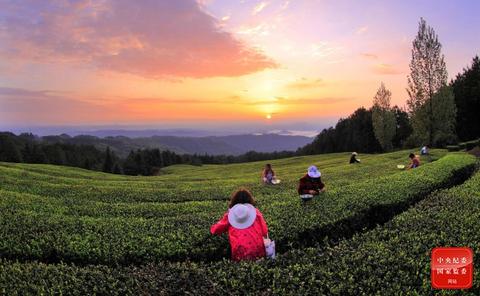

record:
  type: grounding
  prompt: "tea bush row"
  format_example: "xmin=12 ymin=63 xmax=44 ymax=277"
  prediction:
xmin=0 ymin=158 xmax=479 ymax=295
xmin=0 ymin=154 xmax=474 ymax=266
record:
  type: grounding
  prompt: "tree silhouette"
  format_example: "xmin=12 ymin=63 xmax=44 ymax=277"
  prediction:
xmin=102 ymin=147 xmax=114 ymax=173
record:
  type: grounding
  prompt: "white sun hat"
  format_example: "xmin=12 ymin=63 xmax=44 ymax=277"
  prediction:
xmin=352 ymin=152 xmax=358 ymax=156
xmin=228 ymin=203 xmax=257 ymax=229
xmin=307 ymin=165 xmax=321 ymax=178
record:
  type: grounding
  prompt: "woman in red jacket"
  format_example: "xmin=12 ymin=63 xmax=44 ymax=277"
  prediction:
xmin=210 ymin=188 xmax=268 ymax=261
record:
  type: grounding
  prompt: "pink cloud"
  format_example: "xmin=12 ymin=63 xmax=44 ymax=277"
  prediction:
xmin=252 ymin=2 xmax=269 ymax=15
xmin=0 ymin=0 xmax=277 ymax=79
xmin=0 ymin=87 xmax=111 ymax=124
xmin=372 ymin=63 xmax=403 ymax=75
xmin=360 ymin=53 xmax=379 ymax=59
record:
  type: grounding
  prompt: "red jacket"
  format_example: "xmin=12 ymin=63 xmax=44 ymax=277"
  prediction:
xmin=210 ymin=208 xmax=268 ymax=261
xmin=298 ymin=174 xmax=325 ymax=195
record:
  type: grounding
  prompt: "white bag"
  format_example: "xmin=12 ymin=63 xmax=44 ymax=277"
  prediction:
xmin=264 ymin=236 xmax=276 ymax=259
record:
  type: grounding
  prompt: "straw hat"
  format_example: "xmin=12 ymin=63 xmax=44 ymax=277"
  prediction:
xmin=228 ymin=203 xmax=257 ymax=229
xmin=307 ymin=165 xmax=321 ymax=178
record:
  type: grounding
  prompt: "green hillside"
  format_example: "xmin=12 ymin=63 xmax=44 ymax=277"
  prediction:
xmin=0 ymin=149 xmax=479 ymax=294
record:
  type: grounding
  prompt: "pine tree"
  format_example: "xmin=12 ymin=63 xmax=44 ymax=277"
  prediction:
xmin=0 ymin=135 xmax=23 ymax=162
xmin=102 ymin=147 xmax=114 ymax=173
xmin=372 ymin=83 xmax=396 ymax=151
xmin=112 ymin=163 xmax=122 ymax=174
xmin=392 ymin=106 xmax=412 ymax=148
xmin=406 ymin=18 xmax=448 ymax=145
xmin=123 ymin=151 xmax=138 ymax=175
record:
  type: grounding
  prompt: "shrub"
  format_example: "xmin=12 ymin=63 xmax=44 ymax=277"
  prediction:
xmin=465 ymin=140 xmax=478 ymax=150
xmin=447 ymin=145 xmax=461 ymax=151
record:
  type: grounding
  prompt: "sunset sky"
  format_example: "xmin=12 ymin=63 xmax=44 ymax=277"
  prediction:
xmin=0 ymin=0 xmax=479 ymax=134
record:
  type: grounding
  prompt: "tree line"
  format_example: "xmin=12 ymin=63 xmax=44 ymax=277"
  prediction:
xmin=0 ymin=132 xmax=296 ymax=176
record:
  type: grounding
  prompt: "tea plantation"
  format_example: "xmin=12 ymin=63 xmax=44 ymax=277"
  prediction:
xmin=0 ymin=150 xmax=479 ymax=295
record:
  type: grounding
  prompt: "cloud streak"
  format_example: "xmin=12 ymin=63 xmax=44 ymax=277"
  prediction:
xmin=356 ymin=25 xmax=369 ymax=34
xmin=360 ymin=53 xmax=379 ymax=59
xmin=286 ymin=78 xmax=325 ymax=89
xmin=372 ymin=63 xmax=403 ymax=75
xmin=0 ymin=87 xmax=110 ymax=124
xmin=248 ymin=97 xmax=353 ymax=105
xmin=0 ymin=0 xmax=277 ymax=79
xmin=252 ymin=2 xmax=269 ymax=15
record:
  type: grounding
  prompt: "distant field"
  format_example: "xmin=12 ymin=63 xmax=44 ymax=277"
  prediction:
xmin=0 ymin=149 xmax=479 ymax=294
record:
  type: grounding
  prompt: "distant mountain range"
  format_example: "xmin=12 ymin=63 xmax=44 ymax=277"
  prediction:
xmin=40 ymin=133 xmax=313 ymax=157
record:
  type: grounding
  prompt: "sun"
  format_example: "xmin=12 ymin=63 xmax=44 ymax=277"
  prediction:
xmin=266 ymin=114 xmax=272 ymax=119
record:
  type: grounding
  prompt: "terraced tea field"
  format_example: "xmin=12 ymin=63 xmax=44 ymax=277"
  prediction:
xmin=0 ymin=150 xmax=478 ymax=294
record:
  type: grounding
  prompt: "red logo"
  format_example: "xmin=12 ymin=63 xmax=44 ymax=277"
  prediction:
xmin=431 ymin=247 xmax=473 ymax=289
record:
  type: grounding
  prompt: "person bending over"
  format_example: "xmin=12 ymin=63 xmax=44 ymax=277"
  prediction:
xmin=298 ymin=165 xmax=326 ymax=195
xmin=408 ymin=153 xmax=420 ymax=169
xmin=349 ymin=152 xmax=360 ymax=164
xmin=210 ymin=188 xmax=269 ymax=261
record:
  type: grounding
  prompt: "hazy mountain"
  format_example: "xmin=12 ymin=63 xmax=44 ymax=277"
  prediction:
xmin=73 ymin=129 xmax=219 ymax=138
xmin=40 ymin=134 xmax=313 ymax=157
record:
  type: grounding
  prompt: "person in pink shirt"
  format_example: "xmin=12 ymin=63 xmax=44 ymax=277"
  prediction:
xmin=210 ymin=188 xmax=269 ymax=261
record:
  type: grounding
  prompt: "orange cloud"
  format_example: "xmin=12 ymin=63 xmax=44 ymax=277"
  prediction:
xmin=286 ymin=78 xmax=325 ymax=89
xmin=246 ymin=96 xmax=353 ymax=105
xmin=0 ymin=0 xmax=277 ymax=79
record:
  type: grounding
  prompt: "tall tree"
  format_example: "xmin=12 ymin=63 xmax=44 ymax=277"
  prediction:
xmin=451 ymin=56 xmax=480 ymax=141
xmin=406 ymin=17 xmax=448 ymax=146
xmin=430 ymin=86 xmax=457 ymax=146
xmin=372 ymin=83 xmax=396 ymax=151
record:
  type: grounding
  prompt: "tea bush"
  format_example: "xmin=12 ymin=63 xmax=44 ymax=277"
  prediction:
xmin=0 ymin=155 xmax=478 ymax=295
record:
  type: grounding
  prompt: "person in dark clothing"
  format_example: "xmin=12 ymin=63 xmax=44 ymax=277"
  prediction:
xmin=349 ymin=152 xmax=360 ymax=164
xmin=298 ymin=165 xmax=326 ymax=196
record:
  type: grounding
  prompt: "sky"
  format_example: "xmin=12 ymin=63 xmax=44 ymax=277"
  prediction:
xmin=0 ymin=0 xmax=479 ymax=134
